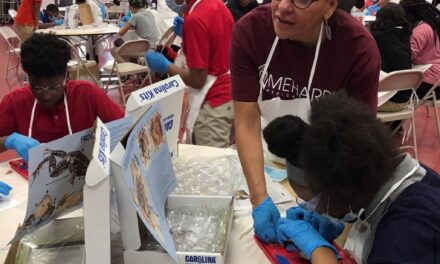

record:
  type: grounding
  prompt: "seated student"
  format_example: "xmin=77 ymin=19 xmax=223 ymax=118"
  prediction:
xmin=263 ymin=92 xmax=440 ymax=264
xmin=226 ymin=0 xmax=259 ymax=21
xmin=370 ymin=3 xmax=413 ymax=112
xmin=0 ymin=33 xmax=124 ymax=162
xmin=39 ymin=4 xmax=64 ymax=29
xmin=401 ymin=0 xmax=440 ymax=100
xmin=111 ymin=0 xmax=158 ymax=62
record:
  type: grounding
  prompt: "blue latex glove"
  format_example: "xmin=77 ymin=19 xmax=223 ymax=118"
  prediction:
xmin=118 ymin=21 xmax=125 ymax=28
xmin=4 ymin=132 xmax=40 ymax=162
xmin=366 ymin=4 xmax=380 ymax=15
xmin=286 ymin=207 xmax=344 ymax=242
xmin=277 ymin=218 xmax=338 ymax=260
xmin=54 ymin=19 xmax=64 ymax=26
xmin=145 ymin=51 xmax=171 ymax=74
xmin=173 ymin=16 xmax=183 ymax=37
xmin=122 ymin=12 xmax=131 ymax=22
xmin=99 ymin=3 xmax=107 ymax=19
xmin=252 ymin=196 xmax=280 ymax=243
xmin=0 ymin=181 xmax=12 ymax=196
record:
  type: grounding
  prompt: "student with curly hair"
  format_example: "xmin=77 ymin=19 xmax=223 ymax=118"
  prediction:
xmin=263 ymin=92 xmax=440 ymax=264
xmin=0 ymin=33 xmax=124 ymax=162
xmin=400 ymin=0 xmax=440 ymax=100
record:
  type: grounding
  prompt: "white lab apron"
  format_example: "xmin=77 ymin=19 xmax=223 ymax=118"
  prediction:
xmin=28 ymin=94 xmax=73 ymax=138
xmin=344 ymin=155 xmax=425 ymax=264
xmin=175 ymin=0 xmax=228 ymax=144
xmin=259 ymin=23 xmax=323 ymax=164
xmin=258 ymin=22 xmax=324 ymax=128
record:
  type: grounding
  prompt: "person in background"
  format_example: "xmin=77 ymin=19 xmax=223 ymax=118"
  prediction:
xmin=371 ymin=3 xmax=413 ymax=111
xmin=14 ymin=0 xmax=42 ymax=40
xmin=112 ymin=0 xmax=159 ymax=62
xmin=165 ymin=0 xmax=185 ymax=15
xmin=39 ymin=4 xmax=64 ymax=29
xmin=0 ymin=33 xmax=124 ymax=162
xmin=146 ymin=0 xmax=235 ymax=148
xmin=230 ymin=0 xmax=380 ymax=247
xmin=401 ymin=0 xmax=440 ymax=100
xmin=337 ymin=0 xmax=364 ymax=13
xmin=263 ymin=92 xmax=440 ymax=264
xmin=226 ymin=0 xmax=259 ymax=21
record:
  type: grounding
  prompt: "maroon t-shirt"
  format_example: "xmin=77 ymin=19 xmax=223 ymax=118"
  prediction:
xmin=230 ymin=6 xmax=380 ymax=111
xmin=0 ymin=80 xmax=124 ymax=143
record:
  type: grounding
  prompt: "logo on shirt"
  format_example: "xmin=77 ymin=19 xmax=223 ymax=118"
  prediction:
xmin=258 ymin=64 xmax=331 ymax=101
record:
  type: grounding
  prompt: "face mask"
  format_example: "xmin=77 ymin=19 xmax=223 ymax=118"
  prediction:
xmin=264 ymin=165 xmax=287 ymax=182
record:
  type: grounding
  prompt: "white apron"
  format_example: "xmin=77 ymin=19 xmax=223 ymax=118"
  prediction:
xmin=258 ymin=22 xmax=324 ymax=127
xmin=259 ymin=23 xmax=323 ymax=164
xmin=28 ymin=94 xmax=73 ymax=138
xmin=344 ymin=155 xmax=425 ymax=263
xmin=173 ymin=0 xmax=228 ymax=144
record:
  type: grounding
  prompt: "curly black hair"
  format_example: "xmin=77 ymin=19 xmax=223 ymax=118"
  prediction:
xmin=20 ymin=33 xmax=71 ymax=78
xmin=263 ymin=92 xmax=400 ymax=210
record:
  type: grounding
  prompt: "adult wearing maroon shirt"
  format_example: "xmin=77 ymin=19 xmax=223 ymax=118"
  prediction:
xmin=146 ymin=0 xmax=235 ymax=148
xmin=230 ymin=1 xmax=380 ymax=247
xmin=0 ymin=34 xmax=124 ymax=162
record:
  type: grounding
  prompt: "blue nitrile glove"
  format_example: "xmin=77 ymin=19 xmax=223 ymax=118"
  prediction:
xmin=145 ymin=51 xmax=171 ymax=74
xmin=277 ymin=218 xmax=338 ymax=260
xmin=118 ymin=21 xmax=125 ymax=28
xmin=122 ymin=12 xmax=131 ymax=22
xmin=286 ymin=206 xmax=344 ymax=242
xmin=99 ymin=3 xmax=107 ymax=19
xmin=252 ymin=196 xmax=280 ymax=243
xmin=54 ymin=19 xmax=64 ymax=26
xmin=173 ymin=16 xmax=183 ymax=37
xmin=366 ymin=3 xmax=380 ymax=15
xmin=0 ymin=181 xmax=12 ymax=196
xmin=4 ymin=132 xmax=40 ymax=162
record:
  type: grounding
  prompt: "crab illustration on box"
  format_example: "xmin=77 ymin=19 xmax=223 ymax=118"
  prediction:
xmin=150 ymin=113 xmax=165 ymax=151
xmin=54 ymin=190 xmax=84 ymax=215
xmin=137 ymin=126 xmax=150 ymax=168
xmin=31 ymin=149 xmax=90 ymax=185
xmin=21 ymin=190 xmax=56 ymax=229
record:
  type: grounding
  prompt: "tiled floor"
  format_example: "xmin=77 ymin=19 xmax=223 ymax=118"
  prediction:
xmin=0 ymin=24 xmax=439 ymax=172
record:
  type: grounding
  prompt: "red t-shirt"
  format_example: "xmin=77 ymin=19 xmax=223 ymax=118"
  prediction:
xmin=182 ymin=0 xmax=234 ymax=107
xmin=230 ymin=6 xmax=380 ymax=112
xmin=0 ymin=80 xmax=124 ymax=143
xmin=15 ymin=0 xmax=42 ymax=26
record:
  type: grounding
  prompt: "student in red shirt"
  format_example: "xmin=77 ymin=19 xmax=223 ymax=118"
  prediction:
xmin=15 ymin=0 xmax=42 ymax=40
xmin=0 ymin=34 xmax=124 ymax=162
xmin=145 ymin=0 xmax=235 ymax=148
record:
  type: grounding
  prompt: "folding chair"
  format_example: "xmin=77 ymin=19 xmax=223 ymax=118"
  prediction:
xmin=376 ymin=69 xmax=424 ymax=159
xmin=419 ymin=78 xmax=440 ymax=141
xmin=64 ymin=40 xmax=101 ymax=86
xmin=104 ymin=39 xmax=152 ymax=105
xmin=0 ymin=26 xmax=21 ymax=86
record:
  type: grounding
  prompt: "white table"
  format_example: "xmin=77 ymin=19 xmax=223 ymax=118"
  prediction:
xmin=36 ymin=23 xmax=119 ymax=59
xmin=0 ymin=145 xmax=271 ymax=263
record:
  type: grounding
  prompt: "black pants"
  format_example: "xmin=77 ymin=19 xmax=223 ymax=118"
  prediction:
xmin=390 ymin=81 xmax=440 ymax=103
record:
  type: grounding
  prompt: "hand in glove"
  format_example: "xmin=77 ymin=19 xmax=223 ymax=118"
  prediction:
xmin=4 ymin=132 xmax=40 ymax=162
xmin=277 ymin=218 xmax=338 ymax=260
xmin=252 ymin=196 xmax=280 ymax=243
xmin=173 ymin=16 xmax=183 ymax=37
xmin=54 ymin=19 xmax=64 ymax=26
xmin=145 ymin=50 xmax=172 ymax=74
xmin=0 ymin=181 xmax=12 ymax=196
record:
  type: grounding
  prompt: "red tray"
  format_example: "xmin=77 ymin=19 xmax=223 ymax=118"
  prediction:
xmin=254 ymin=235 xmax=356 ymax=264
xmin=8 ymin=158 xmax=29 ymax=180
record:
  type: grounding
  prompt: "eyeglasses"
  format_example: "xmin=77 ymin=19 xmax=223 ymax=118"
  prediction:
xmin=30 ymin=83 xmax=65 ymax=92
xmin=289 ymin=0 xmax=318 ymax=9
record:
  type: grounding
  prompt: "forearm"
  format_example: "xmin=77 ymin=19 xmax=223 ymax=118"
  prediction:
xmin=233 ymin=101 xmax=267 ymax=206
xmin=168 ymin=64 xmax=206 ymax=89
xmin=310 ymin=247 xmax=339 ymax=264
xmin=0 ymin=136 xmax=8 ymax=153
